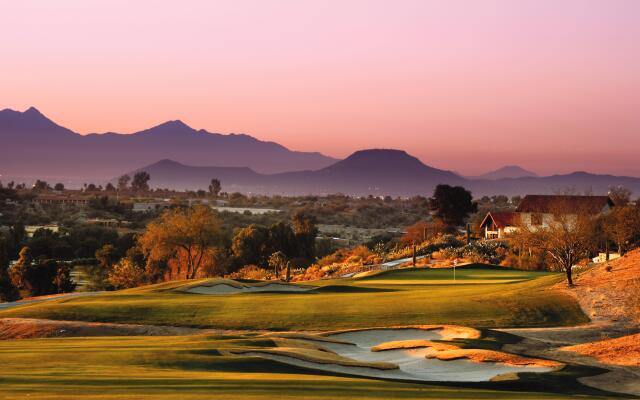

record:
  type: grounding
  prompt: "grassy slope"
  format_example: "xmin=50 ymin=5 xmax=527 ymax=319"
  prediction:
xmin=0 ymin=334 xmax=613 ymax=400
xmin=0 ymin=267 xmax=587 ymax=330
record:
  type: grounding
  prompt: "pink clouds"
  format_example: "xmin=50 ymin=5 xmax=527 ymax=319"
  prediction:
xmin=1 ymin=0 xmax=639 ymax=176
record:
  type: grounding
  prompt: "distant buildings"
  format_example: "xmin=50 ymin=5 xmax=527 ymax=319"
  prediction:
xmin=132 ymin=202 xmax=167 ymax=213
xmin=32 ymin=193 xmax=89 ymax=206
xmin=25 ymin=224 xmax=60 ymax=237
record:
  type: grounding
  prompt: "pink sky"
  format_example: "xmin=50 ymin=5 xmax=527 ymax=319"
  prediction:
xmin=2 ymin=0 xmax=639 ymax=176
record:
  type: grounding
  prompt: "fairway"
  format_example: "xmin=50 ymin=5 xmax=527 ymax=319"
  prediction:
xmin=0 ymin=263 xmax=619 ymax=400
xmin=0 ymin=332 xmax=613 ymax=400
xmin=0 ymin=266 xmax=587 ymax=330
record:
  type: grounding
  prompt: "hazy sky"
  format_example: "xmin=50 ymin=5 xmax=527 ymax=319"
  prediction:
xmin=2 ymin=0 xmax=639 ymax=176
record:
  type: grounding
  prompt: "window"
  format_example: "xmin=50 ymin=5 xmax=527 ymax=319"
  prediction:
xmin=531 ymin=213 xmax=543 ymax=226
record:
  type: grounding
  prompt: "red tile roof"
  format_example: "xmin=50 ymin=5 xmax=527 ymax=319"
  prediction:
xmin=480 ymin=211 xmax=518 ymax=229
xmin=515 ymin=195 xmax=613 ymax=214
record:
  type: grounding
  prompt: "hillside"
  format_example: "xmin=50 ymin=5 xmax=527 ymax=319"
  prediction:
xmin=0 ymin=107 xmax=337 ymax=180
xmin=566 ymin=249 xmax=640 ymax=324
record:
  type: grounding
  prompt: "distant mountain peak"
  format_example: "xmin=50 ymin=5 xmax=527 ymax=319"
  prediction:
xmin=24 ymin=106 xmax=43 ymax=115
xmin=154 ymin=158 xmax=184 ymax=167
xmin=321 ymin=148 xmax=461 ymax=182
xmin=151 ymin=119 xmax=194 ymax=132
xmin=477 ymin=165 xmax=538 ymax=180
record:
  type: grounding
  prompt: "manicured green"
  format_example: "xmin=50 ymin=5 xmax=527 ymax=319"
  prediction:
xmin=0 ymin=267 xmax=587 ymax=330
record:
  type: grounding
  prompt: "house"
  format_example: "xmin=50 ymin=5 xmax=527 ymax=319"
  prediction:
xmin=480 ymin=195 xmax=614 ymax=239
xmin=479 ymin=211 xmax=518 ymax=239
xmin=515 ymin=195 xmax=613 ymax=230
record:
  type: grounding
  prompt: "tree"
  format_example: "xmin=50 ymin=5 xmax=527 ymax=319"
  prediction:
xmin=400 ymin=220 xmax=446 ymax=246
xmin=519 ymin=207 xmax=597 ymax=287
xmin=96 ymin=244 xmax=117 ymax=269
xmin=0 ymin=235 xmax=20 ymax=302
xmin=131 ymin=172 xmax=151 ymax=192
xmin=117 ymin=174 xmax=131 ymax=191
xmin=107 ymin=258 xmax=145 ymax=289
xmin=53 ymin=183 xmax=65 ymax=191
xmin=603 ymin=206 xmax=640 ymax=256
xmin=138 ymin=206 xmax=223 ymax=279
xmin=429 ymin=185 xmax=478 ymax=227
xmin=231 ymin=224 xmax=270 ymax=268
xmin=292 ymin=211 xmax=318 ymax=260
xmin=268 ymin=222 xmax=298 ymax=258
xmin=53 ymin=265 xmax=76 ymax=293
xmin=90 ymin=244 xmax=118 ymax=290
xmin=608 ymin=186 xmax=632 ymax=207
xmin=208 ymin=178 xmax=222 ymax=197
xmin=105 ymin=182 xmax=116 ymax=192
xmin=9 ymin=246 xmax=32 ymax=289
xmin=268 ymin=251 xmax=287 ymax=279
xmin=32 ymin=179 xmax=50 ymax=192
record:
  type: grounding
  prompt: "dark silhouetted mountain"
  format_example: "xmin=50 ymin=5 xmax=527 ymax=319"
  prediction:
xmin=467 ymin=171 xmax=640 ymax=197
xmin=475 ymin=165 xmax=538 ymax=180
xmin=0 ymin=107 xmax=338 ymax=180
xmin=124 ymin=154 xmax=640 ymax=197
xmin=126 ymin=159 xmax=267 ymax=192
xmin=123 ymin=150 xmax=467 ymax=195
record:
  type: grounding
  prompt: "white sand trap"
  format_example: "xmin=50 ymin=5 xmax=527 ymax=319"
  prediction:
xmin=249 ymin=328 xmax=557 ymax=382
xmin=187 ymin=282 xmax=312 ymax=294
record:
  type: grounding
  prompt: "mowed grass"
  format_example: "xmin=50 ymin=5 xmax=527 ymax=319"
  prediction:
xmin=0 ymin=266 xmax=587 ymax=330
xmin=0 ymin=334 xmax=613 ymax=400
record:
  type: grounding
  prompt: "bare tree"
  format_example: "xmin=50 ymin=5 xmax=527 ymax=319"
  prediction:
xmin=608 ymin=185 xmax=632 ymax=207
xmin=518 ymin=201 xmax=598 ymax=287
xmin=603 ymin=206 xmax=640 ymax=255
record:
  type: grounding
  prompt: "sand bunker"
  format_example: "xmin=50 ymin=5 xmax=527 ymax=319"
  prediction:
xmin=427 ymin=348 xmax=563 ymax=368
xmin=186 ymin=282 xmax=313 ymax=294
xmin=250 ymin=327 xmax=559 ymax=382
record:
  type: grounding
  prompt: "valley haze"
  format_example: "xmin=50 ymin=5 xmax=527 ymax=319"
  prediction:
xmin=2 ymin=107 xmax=639 ymax=197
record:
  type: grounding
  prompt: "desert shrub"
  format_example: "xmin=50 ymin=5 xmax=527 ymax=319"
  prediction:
xmin=291 ymin=264 xmax=326 ymax=282
xmin=226 ymin=265 xmax=271 ymax=280
xmin=501 ymin=253 xmax=545 ymax=270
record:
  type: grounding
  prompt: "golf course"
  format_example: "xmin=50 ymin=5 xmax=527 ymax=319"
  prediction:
xmin=1 ymin=264 xmax=626 ymax=399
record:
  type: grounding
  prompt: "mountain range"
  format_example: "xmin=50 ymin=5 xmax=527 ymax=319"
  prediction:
xmin=128 ymin=152 xmax=640 ymax=197
xmin=0 ymin=107 xmax=337 ymax=180
xmin=3 ymin=106 xmax=640 ymax=197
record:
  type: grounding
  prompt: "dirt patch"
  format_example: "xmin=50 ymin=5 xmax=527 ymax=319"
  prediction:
xmin=562 ymin=333 xmax=640 ymax=366
xmin=560 ymin=250 xmax=640 ymax=324
xmin=0 ymin=318 xmax=211 ymax=339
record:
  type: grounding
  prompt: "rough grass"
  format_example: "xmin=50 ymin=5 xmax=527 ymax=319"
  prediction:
xmin=0 ymin=268 xmax=587 ymax=330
